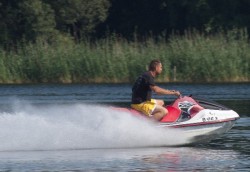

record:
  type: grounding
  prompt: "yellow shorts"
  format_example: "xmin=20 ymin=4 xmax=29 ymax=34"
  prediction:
xmin=131 ymin=99 xmax=156 ymax=116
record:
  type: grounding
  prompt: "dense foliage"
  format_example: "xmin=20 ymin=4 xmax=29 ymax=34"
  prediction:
xmin=100 ymin=0 xmax=250 ymax=39
xmin=1 ymin=0 xmax=250 ymax=45
xmin=0 ymin=0 xmax=110 ymax=46
xmin=0 ymin=0 xmax=249 ymax=83
xmin=0 ymin=30 xmax=249 ymax=83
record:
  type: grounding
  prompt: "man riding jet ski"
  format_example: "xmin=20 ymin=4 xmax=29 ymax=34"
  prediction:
xmin=124 ymin=59 xmax=240 ymax=144
xmin=131 ymin=59 xmax=181 ymax=121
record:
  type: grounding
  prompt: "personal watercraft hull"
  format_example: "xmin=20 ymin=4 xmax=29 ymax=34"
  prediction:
xmin=113 ymin=96 xmax=240 ymax=145
xmin=159 ymin=117 xmax=238 ymax=144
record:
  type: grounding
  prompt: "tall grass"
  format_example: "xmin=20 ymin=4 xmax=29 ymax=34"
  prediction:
xmin=0 ymin=29 xmax=249 ymax=83
xmin=167 ymin=29 xmax=250 ymax=82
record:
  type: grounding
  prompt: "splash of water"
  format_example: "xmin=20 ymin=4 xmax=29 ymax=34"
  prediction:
xmin=0 ymin=102 xmax=190 ymax=151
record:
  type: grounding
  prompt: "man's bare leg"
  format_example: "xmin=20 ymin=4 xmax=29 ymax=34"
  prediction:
xmin=155 ymin=99 xmax=165 ymax=106
xmin=152 ymin=105 xmax=168 ymax=121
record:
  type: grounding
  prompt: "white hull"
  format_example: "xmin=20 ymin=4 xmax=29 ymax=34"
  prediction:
xmin=158 ymin=109 xmax=239 ymax=144
xmin=180 ymin=120 xmax=236 ymax=144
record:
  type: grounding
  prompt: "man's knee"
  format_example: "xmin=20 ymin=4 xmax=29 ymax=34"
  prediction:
xmin=153 ymin=107 xmax=167 ymax=121
xmin=164 ymin=108 xmax=168 ymax=115
xmin=158 ymin=106 xmax=167 ymax=117
xmin=156 ymin=100 xmax=165 ymax=106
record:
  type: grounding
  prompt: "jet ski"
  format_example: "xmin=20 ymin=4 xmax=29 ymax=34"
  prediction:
xmin=113 ymin=95 xmax=240 ymax=144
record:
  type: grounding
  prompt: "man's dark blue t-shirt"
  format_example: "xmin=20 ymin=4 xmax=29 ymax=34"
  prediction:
xmin=132 ymin=71 xmax=156 ymax=104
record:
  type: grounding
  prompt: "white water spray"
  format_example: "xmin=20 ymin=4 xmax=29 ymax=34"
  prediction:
xmin=0 ymin=101 xmax=190 ymax=151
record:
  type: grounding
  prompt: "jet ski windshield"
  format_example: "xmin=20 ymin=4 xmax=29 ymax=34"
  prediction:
xmin=190 ymin=96 xmax=230 ymax=110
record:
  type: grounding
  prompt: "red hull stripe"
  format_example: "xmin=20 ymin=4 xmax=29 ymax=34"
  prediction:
xmin=163 ymin=117 xmax=239 ymax=128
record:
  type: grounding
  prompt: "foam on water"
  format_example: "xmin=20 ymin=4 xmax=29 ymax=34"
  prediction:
xmin=0 ymin=101 xmax=189 ymax=151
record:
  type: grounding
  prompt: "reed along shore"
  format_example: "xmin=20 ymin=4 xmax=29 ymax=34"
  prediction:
xmin=0 ymin=30 xmax=249 ymax=84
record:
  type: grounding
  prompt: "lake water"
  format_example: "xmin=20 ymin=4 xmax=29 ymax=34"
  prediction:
xmin=0 ymin=83 xmax=249 ymax=171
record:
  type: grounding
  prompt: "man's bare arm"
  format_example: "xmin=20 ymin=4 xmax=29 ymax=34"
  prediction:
xmin=150 ymin=85 xmax=180 ymax=96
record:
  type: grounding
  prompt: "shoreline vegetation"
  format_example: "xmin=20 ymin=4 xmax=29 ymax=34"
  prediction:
xmin=0 ymin=30 xmax=249 ymax=84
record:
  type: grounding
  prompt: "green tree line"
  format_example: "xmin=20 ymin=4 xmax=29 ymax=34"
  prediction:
xmin=1 ymin=0 xmax=250 ymax=45
xmin=0 ymin=0 xmax=110 ymax=47
xmin=0 ymin=0 xmax=249 ymax=83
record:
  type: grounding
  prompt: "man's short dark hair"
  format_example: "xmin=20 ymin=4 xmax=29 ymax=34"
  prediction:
xmin=148 ymin=59 xmax=161 ymax=71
